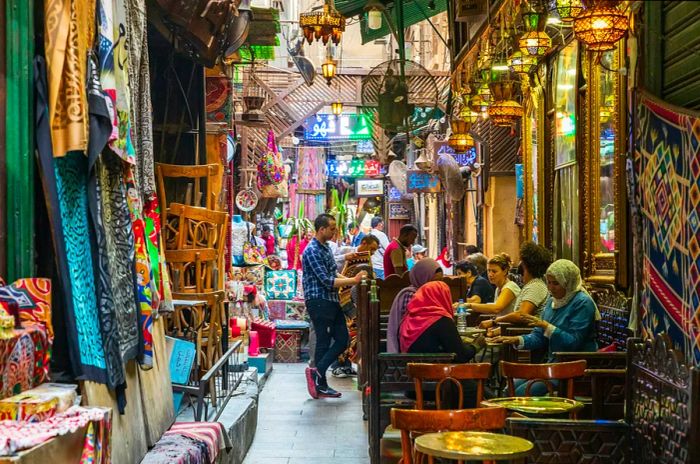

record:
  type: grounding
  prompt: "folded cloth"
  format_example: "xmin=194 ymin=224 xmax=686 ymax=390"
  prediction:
xmin=141 ymin=434 xmax=210 ymax=464
xmin=163 ymin=422 xmax=232 ymax=463
xmin=0 ymin=406 xmax=110 ymax=457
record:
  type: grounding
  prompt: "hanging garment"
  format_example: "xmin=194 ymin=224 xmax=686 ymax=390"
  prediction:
xmin=43 ymin=0 xmax=95 ymax=157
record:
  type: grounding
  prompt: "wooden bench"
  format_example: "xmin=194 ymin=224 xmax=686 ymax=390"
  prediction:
xmin=507 ymin=334 xmax=700 ymax=463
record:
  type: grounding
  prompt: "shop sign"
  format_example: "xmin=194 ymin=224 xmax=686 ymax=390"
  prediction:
xmin=407 ymin=170 xmax=441 ymax=193
xmin=388 ymin=202 xmax=411 ymax=220
xmin=304 ymin=114 xmax=373 ymax=141
xmin=433 ymin=140 xmax=477 ymax=167
xmin=388 ymin=186 xmax=403 ymax=202
xmin=355 ymin=178 xmax=384 ymax=197
xmin=327 ymin=158 xmax=381 ymax=178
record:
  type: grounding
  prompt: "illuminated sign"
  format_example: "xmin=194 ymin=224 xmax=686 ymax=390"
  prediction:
xmin=304 ymin=114 xmax=373 ymax=141
xmin=433 ymin=141 xmax=477 ymax=167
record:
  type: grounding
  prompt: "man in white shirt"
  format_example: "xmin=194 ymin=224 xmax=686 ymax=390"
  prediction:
xmin=369 ymin=217 xmax=390 ymax=279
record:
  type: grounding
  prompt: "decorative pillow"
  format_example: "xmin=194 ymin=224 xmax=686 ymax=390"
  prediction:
xmin=0 ymin=279 xmax=53 ymax=342
xmin=264 ymin=270 xmax=297 ymax=301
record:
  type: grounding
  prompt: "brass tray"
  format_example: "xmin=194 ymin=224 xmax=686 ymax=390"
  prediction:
xmin=481 ymin=396 xmax=584 ymax=415
xmin=459 ymin=327 xmax=486 ymax=336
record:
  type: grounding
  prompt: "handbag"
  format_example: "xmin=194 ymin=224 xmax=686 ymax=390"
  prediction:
xmin=243 ymin=223 xmax=266 ymax=266
xmin=257 ymin=131 xmax=288 ymax=198
xmin=264 ymin=270 xmax=297 ymax=300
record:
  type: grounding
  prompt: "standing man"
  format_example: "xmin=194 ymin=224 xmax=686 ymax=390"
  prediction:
xmin=349 ymin=222 xmax=365 ymax=247
xmin=303 ymin=214 xmax=367 ymax=399
xmin=383 ymin=224 xmax=418 ymax=277
xmin=369 ymin=217 xmax=390 ymax=279
xmin=261 ymin=225 xmax=276 ymax=256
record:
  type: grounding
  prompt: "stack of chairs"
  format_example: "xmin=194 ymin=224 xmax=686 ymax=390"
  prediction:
xmin=156 ymin=163 xmax=228 ymax=406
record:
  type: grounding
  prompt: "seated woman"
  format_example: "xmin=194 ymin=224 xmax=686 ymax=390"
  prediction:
xmin=492 ymin=259 xmax=599 ymax=395
xmin=386 ymin=259 xmax=442 ymax=353
xmin=464 ymin=254 xmax=520 ymax=316
xmin=480 ymin=242 xmax=551 ymax=332
xmin=400 ymin=280 xmax=486 ymax=407
xmin=454 ymin=260 xmax=494 ymax=305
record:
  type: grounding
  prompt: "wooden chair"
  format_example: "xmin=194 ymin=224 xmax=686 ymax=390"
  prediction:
xmin=391 ymin=407 xmax=507 ymax=464
xmin=501 ymin=360 xmax=587 ymax=399
xmin=155 ymin=162 xmax=223 ymax=224
xmin=587 ymin=283 xmax=632 ymax=350
xmin=407 ymin=363 xmax=491 ymax=410
xmin=507 ymin=334 xmax=700 ymax=463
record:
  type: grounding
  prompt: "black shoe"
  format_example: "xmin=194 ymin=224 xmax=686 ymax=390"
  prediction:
xmin=317 ymin=385 xmax=342 ymax=398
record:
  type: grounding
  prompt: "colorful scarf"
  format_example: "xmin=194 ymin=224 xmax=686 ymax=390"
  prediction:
xmin=399 ymin=280 xmax=454 ymax=352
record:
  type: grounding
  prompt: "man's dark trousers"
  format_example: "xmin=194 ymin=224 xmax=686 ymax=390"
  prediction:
xmin=306 ymin=298 xmax=349 ymax=379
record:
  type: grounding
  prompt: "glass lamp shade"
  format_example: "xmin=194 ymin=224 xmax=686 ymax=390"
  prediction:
xmin=488 ymin=100 xmax=524 ymax=127
xmin=477 ymin=82 xmax=492 ymax=102
xmin=508 ymin=50 xmax=538 ymax=75
xmin=549 ymin=0 xmax=584 ymax=22
xmin=460 ymin=106 xmax=480 ymax=124
xmin=448 ymin=120 xmax=474 ymax=152
xmin=367 ymin=9 xmax=382 ymax=30
xmin=321 ymin=58 xmax=337 ymax=85
xmin=471 ymin=94 xmax=489 ymax=112
xmin=519 ymin=31 xmax=552 ymax=57
xmin=331 ymin=101 xmax=343 ymax=115
xmin=573 ymin=5 xmax=628 ymax=51
xmin=300 ymin=3 xmax=346 ymax=45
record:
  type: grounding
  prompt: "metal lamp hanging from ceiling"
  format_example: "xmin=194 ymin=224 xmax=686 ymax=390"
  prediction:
xmin=488 ymin=79 xmax=523 ymax=127
xmin=573 ymin=0 xmax=628 ymax=51
xmin=519 ymin=9 xmax=552 ymax=57
xmin=448 ymin=119 xmax=475 ymax=152
xmin=549 ymin=0 xmax=584 ymax=22
xmin=507 ymin=50 xmax=538 ymax=75
xmin=300 ymin=0 xmax=346 ymax=46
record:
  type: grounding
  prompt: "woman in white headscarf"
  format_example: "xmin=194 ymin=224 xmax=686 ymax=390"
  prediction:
xmin=492 ymin=259 xmax=599 ymax=361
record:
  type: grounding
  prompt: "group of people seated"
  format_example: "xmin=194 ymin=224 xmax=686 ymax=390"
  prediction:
xmin=384 ymin=241 xmax=599 ymax=398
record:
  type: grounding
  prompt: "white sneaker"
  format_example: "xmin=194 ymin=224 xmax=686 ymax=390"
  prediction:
xmin=331 ymin=367 xmax=348 ymax=378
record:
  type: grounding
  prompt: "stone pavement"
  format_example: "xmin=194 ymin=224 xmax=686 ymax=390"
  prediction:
xmin=242 ymin=363 xmax=369 ymax=464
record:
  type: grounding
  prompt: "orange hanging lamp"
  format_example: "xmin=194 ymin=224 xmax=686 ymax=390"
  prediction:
xmin=300 ymin=1 xmax=346 ymax=46
xmin=573 ymin=1 xmax=628 ymax=51
xmin=519 ymin=10 xmax=551 ymax=57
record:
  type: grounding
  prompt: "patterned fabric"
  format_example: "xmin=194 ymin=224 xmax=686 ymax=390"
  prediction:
xmin=296 ymin=147 xmax=326 ymax=193
xmin=163 ymin=421 xmax=231 ymax=462
xmin=301 ymin=239 xmax=339 ymax=303
xmin=97 ymin=155 xmax=141 ymax=362
xmin=265 ymin=270 xmax=298 ymax=300
xmin=0 ymin=279 xmax=53 ymax=342
xmin=0 ymin=406 xmax=110 ymax=459
xmin=633 ymin=92 xmax=700 ymax=364
xmin=267 ymin=300 xmax=287 ymax=321
xmin=55 ymin=153 xmax=108 ymax=382
xmin=257 ymin=131 xmax=288 ymax=198
xmin=0 ymin=324 xmax=50 ymax=400
xmin=141 ymin=434 xmax=209 ymax=464
xmin=44 ymin=0 xmax=95 ymax=157
xmin=205 ymin=76 xmax=232 ymax=123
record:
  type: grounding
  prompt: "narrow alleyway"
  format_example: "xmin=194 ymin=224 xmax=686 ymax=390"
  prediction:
xmin=243 ymin=363 xmax=369 ymax=464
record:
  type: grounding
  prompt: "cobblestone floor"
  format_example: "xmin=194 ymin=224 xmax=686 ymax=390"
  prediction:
xmin=242 ymin=363 xmax=370 ymax=464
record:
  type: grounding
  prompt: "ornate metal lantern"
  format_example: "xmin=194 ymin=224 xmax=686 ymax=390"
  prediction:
xmin=548 ymin=0 xmax=584 ymax=22
xmin=300 ymin=1 xmax=346 ymax=46
xmin=507 ymin=50 xmax=538 ymax=75
xmin=519 ymin=10 xmax=551 ymax=57
xmin=488 ymin=79 xmax=523 ymax=127
xmin=321 ymin=56 xmax=337 ymax=85
xmin=448 ymin=119 xmax=474 ymax=152
xmin=573 ymin=1 xmax=628 ymax=51
xmin=331 ymin=101 xmax=343 ymax=115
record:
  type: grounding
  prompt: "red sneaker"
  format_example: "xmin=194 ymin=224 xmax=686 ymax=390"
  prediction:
xmin=305 ymin=367 xmax=319 ymax=399
xmin=317 ymin=385 xmax=342 ymax=398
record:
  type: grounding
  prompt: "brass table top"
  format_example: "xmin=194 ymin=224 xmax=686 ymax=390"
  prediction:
xmin=414 ymin=431 xmax=534 ymax=460
xmin=481 ymin=396 xmax=584 ymax=415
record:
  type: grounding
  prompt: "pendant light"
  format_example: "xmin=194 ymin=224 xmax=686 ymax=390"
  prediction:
xmin=364 ymin=0 xmax=385 ymax=31
xmin=300 ymin=0 xmax=346 ymax=46
xmin=321 ymin=52 xmax=337 ymax=86
xmin=549 ymin=0 xmax=584 ymax=22
xmin=573 ymin=0 xmax=628 ymax=51
xmin=519 ymin=9 xmax=552 ymax=57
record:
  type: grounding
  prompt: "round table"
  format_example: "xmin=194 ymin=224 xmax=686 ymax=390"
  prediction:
xmin=481 ymin=396 xmax=584 ymax=416
xmin=414 ymin=431 xmax=534 ymax=461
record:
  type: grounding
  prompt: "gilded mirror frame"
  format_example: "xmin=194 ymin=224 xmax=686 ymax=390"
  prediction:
xmin=523 ymin=76 xmax=546 ymax=244
xmin=582 ymin=43 xmax=628 ymax=287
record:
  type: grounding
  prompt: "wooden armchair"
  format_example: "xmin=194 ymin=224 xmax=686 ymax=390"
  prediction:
xmin=391 ymin=407 xmax=507 ymax=464
xmin=407 ymin=363 xmax=491 ymax=409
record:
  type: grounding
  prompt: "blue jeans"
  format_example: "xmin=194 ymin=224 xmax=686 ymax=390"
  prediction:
xmin=306 ymin=299 xmax=349 ymax=380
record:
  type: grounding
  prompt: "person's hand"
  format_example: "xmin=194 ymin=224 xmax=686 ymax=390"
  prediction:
xmin=452 ymin=302 xmax=460 ymax=310
xmin=486 ymin=327 xmax=501 ymax=338
xmin=353 ymin=271 xmax=368 ymax=283
xmin=479 ymin=319 xmax=494 ymax=329
xmin=520 ymin=314 xmax=548 ymax=329
xmin=488 ymin=336 xmax=520 ymax=345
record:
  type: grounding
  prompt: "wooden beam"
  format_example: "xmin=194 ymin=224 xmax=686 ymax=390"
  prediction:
xmin=278 ymin=102 xmax=325 ymax=139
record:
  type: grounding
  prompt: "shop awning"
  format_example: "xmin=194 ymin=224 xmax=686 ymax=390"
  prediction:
xmin=335 ymin=0 xmax=447 ymax=44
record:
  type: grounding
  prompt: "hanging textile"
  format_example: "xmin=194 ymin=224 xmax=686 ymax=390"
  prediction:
xmin=633 ymin=91 xmax=700 ymax=365
xmin=296 ymin=147 xmax=327 ymax=193
xmin=0 ymin=279 xmax=53 ymax=342
xmin=43 ymin=0 xmax=95 ymax=157
xmin=124 ymin=0 xmax=157 ymax=194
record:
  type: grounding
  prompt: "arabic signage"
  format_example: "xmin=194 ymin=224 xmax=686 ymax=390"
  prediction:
xmin=355 ymin=178 xmax=384 ymax=197
xmin=388 ymin=203 xmax=411 ymax=220
xmin=407 ymin=170 xmax=441 ymax=193
xmin=304 ymin=114 xmax=373 ymax=141
xmin=433 ymin=140 xmax=477 ymax=167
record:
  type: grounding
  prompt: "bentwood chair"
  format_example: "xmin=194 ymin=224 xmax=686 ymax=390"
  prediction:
xmin=407 ymin=363 xmax=491 ymax=410
xmin=156 ymin=162 xmax=223 ymax=223
xmin=391 ymin=407 xmax=508 ymax=464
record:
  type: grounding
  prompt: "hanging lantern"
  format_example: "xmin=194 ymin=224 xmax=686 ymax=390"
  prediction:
xmin=331 ymin=100 xmax=343 ymax=116
xmin=471 ymin=94 xmax=489 ymax=113
xmin=519 ymin=10 xmax=551 ymax=57
xmin=488 ymin=100 xmax=524 ymax=126
xmin=573 ymin=1 xmax=628 ymax=51
xmin=460 ymin=95 xmax=480 ymax=123
xmin=448 ymin=120 xmax=474 ymax=152
xmin=300 ymin=2 xmax=346 ymax=46
xmin=549 ymin=0 xmax=584 ymax=22
xmin=507 ymin=50 xmax=538 ymax=75
xmin=321 ymin=56 xmax=337 ymax=85
xmin=364 ymin=0 xmax=385 ymax=30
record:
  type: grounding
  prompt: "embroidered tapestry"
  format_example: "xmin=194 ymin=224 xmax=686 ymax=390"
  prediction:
xmin=264 ymin=270 xmax=297 ymax=301
xmin=633 ymin=92 xmax=700 ymax=364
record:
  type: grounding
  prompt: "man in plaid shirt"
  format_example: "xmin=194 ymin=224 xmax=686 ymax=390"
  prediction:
xmin=303 ymin=214 xmax=367 ymax=399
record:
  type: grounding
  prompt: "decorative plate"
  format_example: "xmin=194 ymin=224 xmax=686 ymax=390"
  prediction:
xmin=236 ymin=189 xmax=258 ymax=212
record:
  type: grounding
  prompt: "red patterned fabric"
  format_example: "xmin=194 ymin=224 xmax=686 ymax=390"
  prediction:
xmin=0 ymin=279 xmax=53 ymax=342
xmin=163 ymin=421 xmax=230 ymax=463
xmin=251 ymin=319 xmax=276 ymax=348
xmin=0 ymin=323 xmax=50 ymax=399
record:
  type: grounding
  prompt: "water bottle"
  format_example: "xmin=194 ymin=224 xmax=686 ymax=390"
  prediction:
xmin=456 ymin=299 xmax=467 ymax=333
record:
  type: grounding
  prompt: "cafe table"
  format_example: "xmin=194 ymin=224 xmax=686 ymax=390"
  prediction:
xmin=414 ymin=431 xmax=534 ymax=462
xmin=481 ymin=396 xmax=584 ymax=416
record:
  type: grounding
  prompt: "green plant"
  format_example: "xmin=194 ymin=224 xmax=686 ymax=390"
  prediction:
xmin=329 ymin=188 xmax=350 ymax=240
xmin=284 ymin=201 xmax=313 ymax=269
